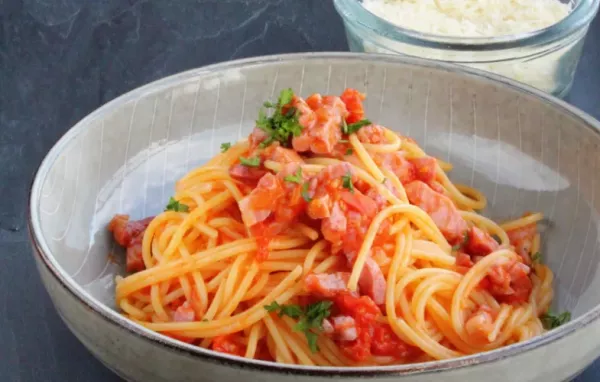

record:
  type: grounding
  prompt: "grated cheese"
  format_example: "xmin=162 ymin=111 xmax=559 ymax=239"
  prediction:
xmin=362 ymin=0 xmax=573 ymax=37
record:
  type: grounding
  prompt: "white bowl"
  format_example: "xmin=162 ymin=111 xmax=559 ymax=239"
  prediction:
xmin=29 ymin=53 xmax=600 ymax=381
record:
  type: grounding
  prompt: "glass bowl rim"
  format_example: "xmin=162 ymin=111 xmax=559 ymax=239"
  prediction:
xmin=333 ymin=0 xmax=600 ymax=51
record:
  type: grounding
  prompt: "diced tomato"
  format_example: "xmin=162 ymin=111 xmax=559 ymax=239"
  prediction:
xmin=305 ymin=93 xmax=323 ymax=110
xmin=304 ymin=272 xmax=352 ymax=298
xmin=506 ymin=222 xmax=537 ymax=264
xmin=409 ymin=156 xmax=437 ymax=184
xmin=465 ymin=226 xmax=499 ymax=257
xmin=212 ymin=334 xmax=245 ymax=357
xmin=356 ymin=124 xmax=385 ymax=144
xmin=335 ymin=293 xmax=380 ymax=362
xmin=405 ymin=180 xmax=468 ymax=244
xmin=340 ymin=88 xmax=366 ymax=124
xmin=371 ymin=323 xmax=416 ymax=359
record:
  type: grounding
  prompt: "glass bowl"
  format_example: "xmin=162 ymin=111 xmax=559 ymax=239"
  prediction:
xmin=333 ymin=0 xmax=599 ymax=97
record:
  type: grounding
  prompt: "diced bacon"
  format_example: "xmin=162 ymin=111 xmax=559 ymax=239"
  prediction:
xmin=465 ymin=306 xmax=495 ymax=343
xmin=322 ymin=318 xmax=334 ymax=334
xmin=487 ymin=260 xmax=533 ymax=305
xmin=263 ymin=145 xmax=304 ymax=164
xmin=322 ymin=202 xmax=348 ymax=244
xmin=409 ymin=156 xmax=437 ymax=184
xmin=108 ymin=215 xmax=154 ymax=273
xmin=173 ymin=302 xmax=196 ymax=322
xmin=237 ymin=173 xmax=285 ymax=227
xmin=466 ymin=226 xmax=500 ymax=257
xmin=506 ymin=222 xmax=537 ymax=264
xmin=304 ymin=272 xmax=352 ymax=297
xmin=331 ymin=316 xmax=358 ymax=341
xmin=229 ymin=164 xmax=267 ymax=183
xmin=108 ymin=214 xmax=153 ymax=247
xmin=366 ymin=187 xmax=387 ymax=210
xmin=346 ymin=252 xmax=387 ymax=305
xmin=340 ymin=88 xmax=366 ymax=124
xmin=405 ymin=180 xmax=468 ymax=243
xmin=374 ymin=152 xmax=416 ymax=184
xmin=356 ymin=124 xmax=386 ymax=144
xmin=291 ymin=95 xmax=346 ymax=155
xmin=248 ymin=127 xmax=269 ymax=151
xmin=340 ymin=190 xmax=378 ymax=218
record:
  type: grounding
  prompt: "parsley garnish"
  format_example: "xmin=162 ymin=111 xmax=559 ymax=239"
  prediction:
xmin=342 ymin=119 xmax=371 ymax=135
xmin=265 ymin=300 xmax=332 ymax=353
xmin=256 ymin=88 xmax=303 ymax=148
xmin=345 ymin=148 xmax=353 ymax=155
xmin=220 ymin=142 xmax=231 ymax=153
xmin=451 ymin=231 xmax=470 ymax=251
xmin=541 ymin=311 xmax=571 ymax=329
xmin=284 ymin=168 xmax=303 ymax=184
xmin=532 ymin=252 xmax=541 ymax=263
xmin=165 ymin=197 xmax=189 ymax=212
xmin=342 ymin=171 xmax=354 ymax=193
xmin=264 ymin=301 xmax=303 ymax=318
xmin=239 ymin=156 xmax=261 ymax=167
xmin=301 ymin=182 xmax=313 ymax=202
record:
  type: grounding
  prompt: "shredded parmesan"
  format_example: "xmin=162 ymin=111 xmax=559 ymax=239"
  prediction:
xmin=362 ymin=0 xmax=573 ymax=37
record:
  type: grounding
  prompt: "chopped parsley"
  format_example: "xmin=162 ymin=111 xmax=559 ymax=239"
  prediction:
xmin=264 ymin=301 xmax=303 ymax=318
xmin=342 ymin=171 xmax=354 ymax=193
xmin=345 ymin=148 xmax=353 ymax=156
xmin=220 ymin=142 xmax=231 ymax=153
xmin=532 ymin=252 xmax=541 ymax=263
xmin=284 ymin=167 xmax=303 ymax=184
xmin=239 ymin=156 xmax=261 ymax=167
xmin=451 ymin=231 xmax=470 ymax=251
xmin=256 ymin=88 xmax=303 ymax=147
xmin=165 ymin=197 xmax=189 ymax=212
xmin=541 ymin=311 xmax=571 ymax=329
xmin=264 ymin=300 xmax=332 ymax=353
xmin=301 ymin=182 xmax=313 ymax=202
xmin=342 ymin=119 xmax=372 ymax=135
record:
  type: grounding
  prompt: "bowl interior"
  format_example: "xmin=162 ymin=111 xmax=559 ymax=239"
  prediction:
xmin=32 ymin=54 xmax=600 ymax=342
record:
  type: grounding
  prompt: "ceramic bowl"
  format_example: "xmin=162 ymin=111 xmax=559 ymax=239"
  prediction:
xmin=29 ymin=53 xmax=600 ymax=382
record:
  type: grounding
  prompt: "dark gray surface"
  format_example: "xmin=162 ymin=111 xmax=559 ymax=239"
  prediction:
xmin=1 ymin=1 xmax=599 ymax=381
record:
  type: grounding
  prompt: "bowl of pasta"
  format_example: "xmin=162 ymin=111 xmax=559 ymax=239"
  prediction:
xmin=29 ymin=52 xmax=600 ymax=382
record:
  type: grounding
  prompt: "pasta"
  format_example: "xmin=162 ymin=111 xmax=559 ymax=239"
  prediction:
xmin=108 ymin=88 xmax=567 ymax=366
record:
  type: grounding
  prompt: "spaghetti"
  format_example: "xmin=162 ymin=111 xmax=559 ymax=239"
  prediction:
xmin=109 ymin=87 xmax=566 ymax=366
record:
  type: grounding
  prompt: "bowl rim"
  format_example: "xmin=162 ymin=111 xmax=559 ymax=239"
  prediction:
xmin=333 ymin=0 xmax=600 ymax=51
xmin=29 ymin=52 xmax=600 ymax=377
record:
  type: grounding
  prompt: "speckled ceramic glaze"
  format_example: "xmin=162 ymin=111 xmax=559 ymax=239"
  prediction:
xmin=29 ymin=53 xmax=600 ymax=382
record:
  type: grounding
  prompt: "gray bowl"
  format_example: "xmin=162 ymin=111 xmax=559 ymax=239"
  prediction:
xmin=29 ymin=53 xmax=600 ymax=382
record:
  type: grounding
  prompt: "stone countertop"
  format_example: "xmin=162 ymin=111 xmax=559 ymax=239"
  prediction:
xmin=1 ymin=0 xmax=599 ymax=381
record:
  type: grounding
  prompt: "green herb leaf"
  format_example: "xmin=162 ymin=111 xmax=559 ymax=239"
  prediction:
xmin=342 ymin=171 xmax=354 ymax=193
xmin=342 ymin=119 xmax=371 ymax=135
xmin=532 ymin=252 xmax=541 ymax=263
xmin=220 ymin=142 xmax=232 ymax=153
xmin=264 ymin=301 xmax=282 ymax=313
xmin=305 ymin=330 xmax=319 ymax=353
xmin=345 ymin=148 xmax=353 ymax=156
xmin=165 ymin=197 xmax=189 ymax=212
xmin=239 ymin=156 xmax=261 ymax=167
xmin=284 ymin=167 xmax=303 ymax=184
xmin=255 ymin=88 xmax=303 ymax=147
xmin=541 ymin=311 xmax=571 ymax=329
xmin=302 ymin=182 xmax=313 ymax=202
